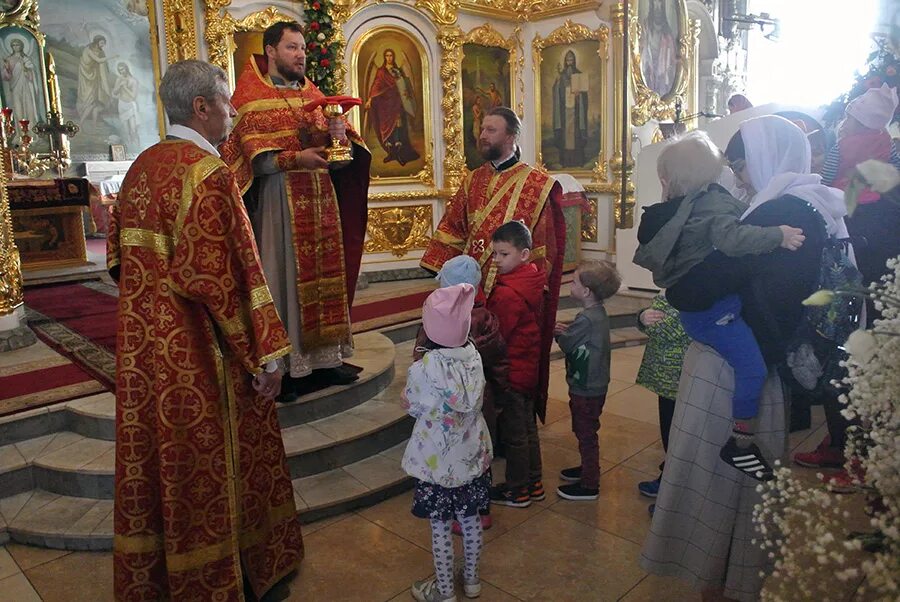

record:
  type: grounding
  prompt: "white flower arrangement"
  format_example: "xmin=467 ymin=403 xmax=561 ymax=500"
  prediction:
xmin=753 ymin=256 xmax=900 ymax=600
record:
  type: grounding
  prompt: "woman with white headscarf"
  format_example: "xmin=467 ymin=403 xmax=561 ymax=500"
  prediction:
xmin=640 ymin=115 xmax=842 ymax=601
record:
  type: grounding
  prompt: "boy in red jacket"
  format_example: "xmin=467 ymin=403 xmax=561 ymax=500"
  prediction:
xmin=487 ymin=221 xmax=547 ymax=508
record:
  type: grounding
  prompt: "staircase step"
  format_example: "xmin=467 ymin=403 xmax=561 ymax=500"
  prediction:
xmin=275 ymin=331 xmax=397 ymax=429
xmin=295 ymin=441 xmax=412 ymax=523
xmin=0 ymin=331 xmax=397 ymax=448
xmin=0 ymin=386 xmax=413 ymax=500
xmin=1 ymin=490 xmax=113 ymax=551
xmin=0 ymin=441 xmax=413 ymax=551
xmin=0 ymin=289 xmax=651 ymax=552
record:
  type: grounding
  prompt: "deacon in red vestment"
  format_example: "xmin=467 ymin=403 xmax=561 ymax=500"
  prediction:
xmin=108 ymin=60 xmax=302 ymax=601
xmin=421 ymin=107 xmax=566 ymax=421
xmin=220 ymin=21 xmax=371 ymax=395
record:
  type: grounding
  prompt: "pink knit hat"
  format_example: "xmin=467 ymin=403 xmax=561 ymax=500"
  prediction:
xmin=846 ymin=83 xmax=899 ymax=130
xmin=422 ymin=283 xmax=475 ymax=348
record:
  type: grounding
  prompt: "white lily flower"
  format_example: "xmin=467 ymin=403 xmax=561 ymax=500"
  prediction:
xmin=843 ymin=329 xmax=878 ymax=365
xmin=856 ymin=159 xmax=900 ymax=193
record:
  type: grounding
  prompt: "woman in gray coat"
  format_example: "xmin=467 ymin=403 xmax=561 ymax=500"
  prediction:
xmin=639 ymin=115 xmax=847 ymax=601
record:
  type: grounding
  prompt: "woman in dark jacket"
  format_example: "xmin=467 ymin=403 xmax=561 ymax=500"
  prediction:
xmin=641 ymin=115 xmax=847 ymax=602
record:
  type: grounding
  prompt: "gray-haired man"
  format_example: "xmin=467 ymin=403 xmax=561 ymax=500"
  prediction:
xmin=109 ymin=60 xmax=302 ymax=601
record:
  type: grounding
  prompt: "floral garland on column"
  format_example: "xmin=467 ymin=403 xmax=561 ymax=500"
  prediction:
xmin=303 ymin=0 xmax=338 ymax=95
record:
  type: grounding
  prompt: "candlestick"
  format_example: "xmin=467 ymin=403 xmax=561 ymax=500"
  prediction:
xmin=46 ymin=53 xmax=62 ymax=115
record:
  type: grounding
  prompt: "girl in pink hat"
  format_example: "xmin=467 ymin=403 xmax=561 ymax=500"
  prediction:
xmin=402 ymin=283 xmax=493 ymax=602
xmin=822 ymin=83 xmax=900 ymax=202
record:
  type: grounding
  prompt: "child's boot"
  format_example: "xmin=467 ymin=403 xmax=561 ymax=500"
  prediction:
xmin=719 ymin=419 xmax=774 ymax=481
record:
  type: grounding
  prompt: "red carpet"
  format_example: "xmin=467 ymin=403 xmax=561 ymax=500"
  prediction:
xmin=23 ymin=282 xmax=118 ymax=389
xmin=350 ymin=289 xmax=431 ymax=324
xmin=0 ymin=356 xmax=107 ymax=416
xmin=25 ymin=283 xmax=119 ymax=352
xmin=19 ymin=280 xmax=434 ymax=394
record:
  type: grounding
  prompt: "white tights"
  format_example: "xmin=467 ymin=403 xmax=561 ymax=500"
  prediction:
xmin=429 ymin=514 xmax=482 ymax=596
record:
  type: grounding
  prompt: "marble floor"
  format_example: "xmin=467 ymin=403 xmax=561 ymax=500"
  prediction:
xmin=0 ymin=345 xmax=837 ymax=602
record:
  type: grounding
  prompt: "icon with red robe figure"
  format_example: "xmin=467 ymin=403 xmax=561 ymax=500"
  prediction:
xmin=363 ymin=48 xmax=420 ymax=166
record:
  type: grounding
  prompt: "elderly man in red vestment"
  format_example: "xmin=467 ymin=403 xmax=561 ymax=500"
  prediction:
xmin=108 ymin=60 xmax=302 ymax=601
xmin=364 ymin=48 xmax=420 ymax=166
xmin=421 ymin=106 xmax=566 ymax=421
xmin=220 ymin=21 xmax=371 ymax=399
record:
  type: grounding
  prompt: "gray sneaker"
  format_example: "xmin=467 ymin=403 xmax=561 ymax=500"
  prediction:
xmin=463 ymin=577 xmax=481 ymax=598
xmin=411 ymin=576 xmax=457 ymax=602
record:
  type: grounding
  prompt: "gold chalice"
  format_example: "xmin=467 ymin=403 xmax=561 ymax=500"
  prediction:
xmin=322 ymin=103 xmax=354 ymax=164
xmin=303 ymin=95 xmax=361 ymax=165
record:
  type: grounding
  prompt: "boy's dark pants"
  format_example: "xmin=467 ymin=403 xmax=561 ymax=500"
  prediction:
xmin=497 ymin=389 xmax=542 ymax=490
xmin=569 ymin=393 xmax=607 ymax=489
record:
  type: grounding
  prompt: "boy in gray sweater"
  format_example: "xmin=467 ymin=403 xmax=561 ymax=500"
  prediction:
xmin=553 ymin=260 xmax=621 ymax=500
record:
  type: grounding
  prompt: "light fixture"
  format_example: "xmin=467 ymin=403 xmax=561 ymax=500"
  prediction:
xmin=720 ymin=0 xmax=780 ymax=41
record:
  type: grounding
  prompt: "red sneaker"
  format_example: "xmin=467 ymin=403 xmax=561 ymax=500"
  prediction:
xmin=451 ymin=514 xmax=493 ymax=535
xmin=793 ymin=436 xmax=844 ymax=468
xmin=822 ymin=458 xmax=865 ymax=494
xmin=822 ymin=469 xmax=856 ymax=493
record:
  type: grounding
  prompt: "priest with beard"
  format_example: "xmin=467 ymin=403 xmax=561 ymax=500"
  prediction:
xmin=220 ymin=21 xmax=371 ymax=399
xmin=421 ymin=105 xmax=566 ymax=423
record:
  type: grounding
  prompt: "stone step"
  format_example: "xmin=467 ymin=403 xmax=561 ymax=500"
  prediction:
xmin=0 ymin=331 xmax=396 ymax=447
xmin=0 ymin=387 xmax=413 ymax=501
xmin=0 ymin=290 xmax=650 ymax=552
xmin=0 ymin=441 xmax=413 ymax=551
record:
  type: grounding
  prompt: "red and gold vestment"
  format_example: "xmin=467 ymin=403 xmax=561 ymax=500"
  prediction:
xmin=220 ymin=56 xmax=371 ymax=353
xmin=109 ymin=139 xmax=302 ymax=601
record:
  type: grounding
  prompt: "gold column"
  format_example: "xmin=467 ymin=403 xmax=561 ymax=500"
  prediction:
xmin=416 ymin=0 xmax=464 ymax=191
xmin=163 ymin=0 xmax=199 ymax=62
xmin=0 ymin=152 xmax=23 ymax=317
xmin=610 ymin=2 xmax=634 ymax=229
xmin=688 ymin=18 xmax=701 ymax=130
xmin=330 ymin=0 xmax=352 ymax=95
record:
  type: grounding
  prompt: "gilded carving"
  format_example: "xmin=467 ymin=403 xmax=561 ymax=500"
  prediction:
xmin=609 ymin=2 xmax=634 ymax=228
xmin=513 ymin=25 xmax=525 ymax=117
xmin=437 ymin=24 xmax=466 ymax=191
xmin=331 ymin=0 xmax=384 ymax=95
xmin=0 ymin=0 xmax=38 ymax=24
xmin=368 ymin=189 xmax=443 ymax=202
xmin=0 ymin=155 xmax=23 ymax=316
xmin=364 ymin=204 xmax=433 ymax=257
xmin=532 ymin=20 xmax=609 ymax=180
xmin=163 ymin=0 xmax=199 ymax=62
xmin=465 ymin=22 xmax=510 ymax=48
xmin=459 ymin=0 xmax=599 ymax=20
xmin=415 ymin=0 xmax=460 ymax=27
xmin=580 ymin=195 xmax=598 ymax=243
xmin=629 ymin=0 xmax=694 ymax=126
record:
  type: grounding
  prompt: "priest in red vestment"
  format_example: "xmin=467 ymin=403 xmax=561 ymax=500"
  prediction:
xmin=108 ymin=60 xmax=302 ymax=601
xmin=220 ymin=21 xmax=371 ymax=396
xmin=421 ymin=106 xmax=566 ymax=421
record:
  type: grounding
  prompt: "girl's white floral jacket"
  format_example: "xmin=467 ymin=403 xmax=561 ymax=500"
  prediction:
xmin=401 ymin=342 xmax=493 ymax=488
